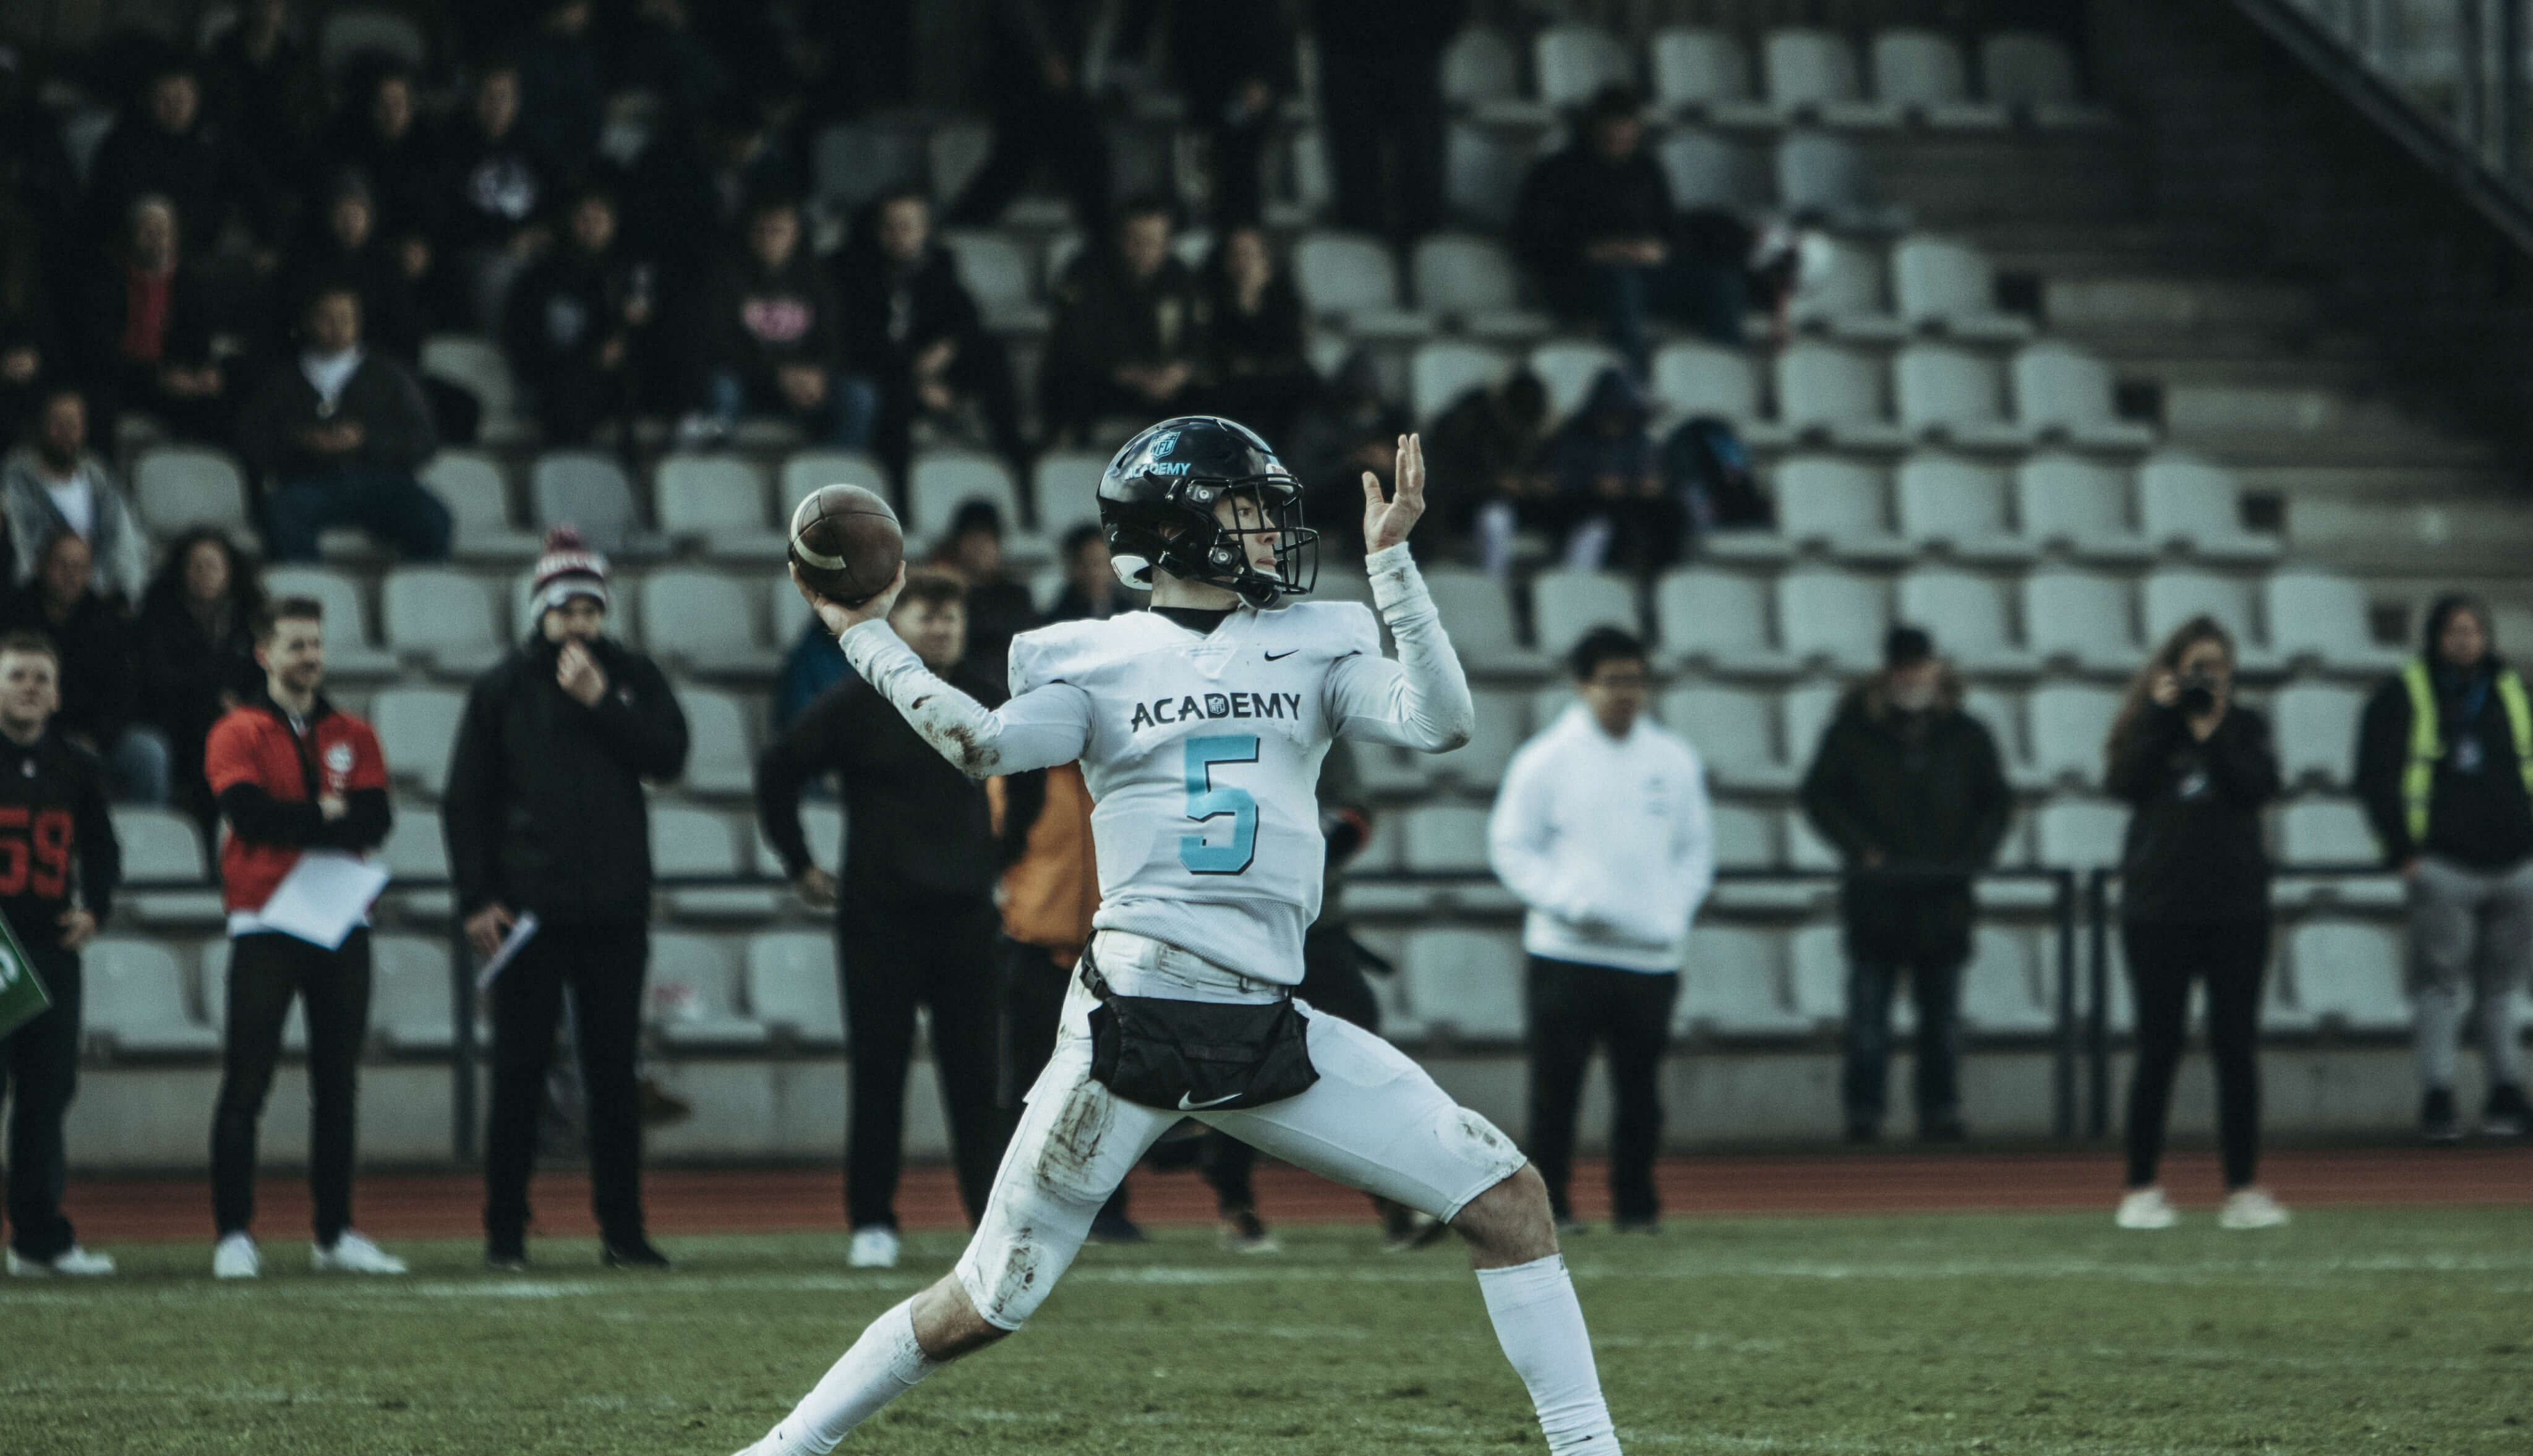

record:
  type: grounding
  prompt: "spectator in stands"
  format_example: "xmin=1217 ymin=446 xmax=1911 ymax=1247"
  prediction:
xmin=137 ymin=528 xmax=263 ymax=833
xmin=1427 ymin=370 xmax=1550 ymax=573
xmin=238 ymin=286 xmax=453 ymax=564
xmin=2355 ymin=594 xmax=2533 ymax=1141
xmin=1540 ymin=367 xmax=1681 ymax=574
xmin=0 ymin=533 xmax=167 ymax=805
xmin=831 ymin=189 xmax=1025 ymax=482
xmin=1283 ymin=348 xmax=1407 ymax=555
xmin=286 ymin=172 xmax=428 ymax=367
xmin=200 ymin=0 xmax=324 ymax=198
xmin=993 ymin=759 xmax=1141 ymax=1244
xmin=1663 ymin=416 xmax=1773 ymax=540
xmin=431 ymin=62 xmax=552 ymax=331
xmin=1312 ymin=0 xmax=1462 ymax=241
xmin=320 ymin=66 xmax=440 ymax=302
xmin=444 ymin=530 xmax=688 ymax=1271
xmin=1041 ymin=197 xmax=1209 ymax=445
xmin=205 ymin=596 xmax=403 ymax=1279
xmin=503 ymin=188 xmax=654 ymax=445
xmin=0 ymin=631 xmax=120 ymax=1278
xmin=3 ymin=388 xmax=150 ymax=603
xmin=691 ymin=195 xmax=873 ymax=450
xmin=1514 ymin=87 xmax=1722 ymax=373
xmin=755 ymin=568 xmax=1007 ymax=1269
xmin=514 ymin=0 xmax=605 ymax=184
xmin=1044 ymin=522 xmax=1128 ymax=622
xmin=1490 ymin=627 xmax=1714 ymax=1232
xmin=86 ymin=57 xmax=276 ymax=262
xmin=2104 ymin=616 xmax=2288 ymax=1231
xmin=929 ymin=500 xmax=1038 ymax=678
xmin=774 ymin=615 xmax=850 ymax=738
xmin=74 ymin=196 xmax=231 ymax=445
xmin=1798 ymin=626 xmax=2013 ymax=1144
xmin=1202 ymin=226 xmax=1313 ymax=443
xmin=1164 ymin=1 xmax=1294 ymax=226
xmin=623 ymin=93 xmax=795 ymax=312
xmin=947 ymin=0 xmax=1113 ymax=231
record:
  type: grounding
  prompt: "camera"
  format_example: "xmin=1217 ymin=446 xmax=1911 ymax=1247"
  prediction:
xmin=2176 ymin=670 xmax=2219 ymax=716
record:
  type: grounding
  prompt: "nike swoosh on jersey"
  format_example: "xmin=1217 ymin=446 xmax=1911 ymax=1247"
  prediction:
xmin=1263 ymin=649 xmax=1299 ymax=661
xmin=1178 ymin=1090 xmax=1244 ymax=1109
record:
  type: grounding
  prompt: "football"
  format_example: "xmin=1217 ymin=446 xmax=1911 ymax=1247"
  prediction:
xmin=787 ymin=483 xmax=903 ymax=607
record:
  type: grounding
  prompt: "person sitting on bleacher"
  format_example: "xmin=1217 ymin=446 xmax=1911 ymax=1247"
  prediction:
xmin=72 ymin=196 xmax=232 ymax=446
xmin=503 ymin=187 xmax=655 ymax=446
xmin=0 ymin=533 xmax=168 ymax=805
xmin=317 ymin=66 xmax=441 ymax=314
xmin=2 ymin=388 xmax=150 ymax=604
xmin=1428 ymin=370 xmax=1551 ymax=575
xmin=427 ymin=62 xmax=554 ymax=334
xmin=1200 ymin=226 xmax=1315 ymax=444
xmin=1040 ymin=196 xmax=1209 ymax=445
xmin=1539 ymin=368 xmax=1678 ymax=574
xmin=830 ymin=187 xmax=1026 ymax=482
xmin=927 ymin=500 xmax=1039 ymax=681
xmin=236 ymin=286 xmax=453 ymax=564
xmin=689 ymin=194 xmax=874 ymax=450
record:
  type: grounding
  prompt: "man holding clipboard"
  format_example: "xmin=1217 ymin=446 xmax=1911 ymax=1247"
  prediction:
xmin=203 ymin=597 xmax=402 ymax=1279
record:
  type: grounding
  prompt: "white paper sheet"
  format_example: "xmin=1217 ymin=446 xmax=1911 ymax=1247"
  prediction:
xmin=256 ymin=849 xmax=391 ymax=951
xmin=472 ymin=911 xmax=542 ymax=992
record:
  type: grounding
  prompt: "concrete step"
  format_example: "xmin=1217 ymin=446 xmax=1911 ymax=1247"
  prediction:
xmin=2043 ymin=275 xmax=2318 ymax=333
xmin=2234 ymin=462 xmax=2524 ymax=501
xmin=2162 ymin=383 xmax=2496 ymax=461
xmin=2288 ymin=496 xmax=2533 ymax=573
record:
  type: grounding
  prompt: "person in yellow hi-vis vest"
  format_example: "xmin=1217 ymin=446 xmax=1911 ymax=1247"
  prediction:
xmin=2356 ymin=595 xmax=2533 ymax=1143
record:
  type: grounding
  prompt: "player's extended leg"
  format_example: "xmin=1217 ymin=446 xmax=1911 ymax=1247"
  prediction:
xmin=1204 ymin=1008 xmax=1623 ymax=1455
xmin=733 ymin=983 xmax=1177 ymax=1455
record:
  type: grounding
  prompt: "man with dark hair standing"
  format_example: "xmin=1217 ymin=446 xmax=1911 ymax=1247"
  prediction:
xmin=0 ymin=632 xmax=121 ymax=1277
xmin=205 ymin=597 xmax=399 ymax=1279
xmin=1492 ymin=626 xmax=1713 ymax=1232
xmin=1800 ymin=626 xmax=2014 ymax=1144
xmin=754 ymin=568 xmax=1008 ymax=1271
xmin=2357 ymin=594 xmax=2533 ymax=1141
xmin=445 ymin=529 xmax=688 ymax=1271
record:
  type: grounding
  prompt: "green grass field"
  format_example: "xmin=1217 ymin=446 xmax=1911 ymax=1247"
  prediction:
xmin=7 ymin=1209 xmax=2529 ymax=1455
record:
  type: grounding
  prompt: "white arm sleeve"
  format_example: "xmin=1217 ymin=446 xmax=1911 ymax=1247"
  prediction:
xmin=835 ymin=621 xmax=1093 ymax=777
xmin=1326 ymin=543 xmax=1476 ymax=752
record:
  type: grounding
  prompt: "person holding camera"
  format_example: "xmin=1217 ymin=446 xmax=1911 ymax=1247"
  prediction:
xmin=2104 ymin=617 xmax=2287 ymax=1232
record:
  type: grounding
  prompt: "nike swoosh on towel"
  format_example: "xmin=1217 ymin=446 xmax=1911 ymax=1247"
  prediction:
xmin=1178 ymin=1090 xmax=1243 ymax=1109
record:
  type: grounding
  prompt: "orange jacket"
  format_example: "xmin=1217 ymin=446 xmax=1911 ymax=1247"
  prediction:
xmin=993 ymin=764 xmax=1099 ymax=963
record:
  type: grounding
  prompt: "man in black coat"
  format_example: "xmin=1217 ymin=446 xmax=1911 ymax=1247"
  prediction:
xmin=754 ymin=569 xmax=1007 ymax=1271
xmin=503 ymin=188 xmax=654 ymax=446
xmin=1041 ymin=198 xmax=1210 ymax=444
xmin=1798 ymin=627 xmax=2014 ymax=1143
xmin=1312 ymin=0 xmax=1464 ymax=241
xmin=443 ymin=530 xmax=690 ymax=1270
xmin=830 ymin=189 xmax=1025 ymax=482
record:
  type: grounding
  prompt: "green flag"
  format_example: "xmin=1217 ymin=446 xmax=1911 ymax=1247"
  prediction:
xmin=0 ymin=913 xmax=51 ymax=1042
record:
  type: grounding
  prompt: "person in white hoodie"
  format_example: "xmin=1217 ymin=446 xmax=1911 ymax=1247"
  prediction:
xmin=1490 ymin=626 xmax=1713 ymax=1232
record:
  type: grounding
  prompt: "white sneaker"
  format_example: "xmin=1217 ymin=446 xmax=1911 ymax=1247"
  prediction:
xmin=2218 ymin=1188 xmax=2291 ymax=1230
xmin=213 ymin=1232 xmax=260 ymax=1279
xmin=2115 ymin=1187 xmax=2177 ymax=1230
xmin=312 ymin=1230 xmax=409 ymax=1274
xmin=847 ymin=1226 xmax=900 ymax=1269
xmin=7 ymin=1245 xmax=116 ymax=1276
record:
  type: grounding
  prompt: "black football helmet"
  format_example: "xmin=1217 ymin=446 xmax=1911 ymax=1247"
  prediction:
xmin=1098 ymin=415 xmax=1317 ymax=608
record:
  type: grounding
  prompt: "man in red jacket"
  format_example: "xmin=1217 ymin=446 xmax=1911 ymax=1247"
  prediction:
xmin=202 ymin=596 xmax=401 ymax=1279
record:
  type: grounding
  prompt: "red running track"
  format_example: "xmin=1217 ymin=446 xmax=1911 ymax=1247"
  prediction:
xmin=61 ymin=1145 xmax=2532 ymax=1245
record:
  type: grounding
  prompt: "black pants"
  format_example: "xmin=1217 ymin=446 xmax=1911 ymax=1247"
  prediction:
xmin=211 ymin=930 xmax=372 ymax=1243
xmin=1526 ymin=955 xmax=1680 ymax=1224
xmin=483 ymin=919 xmax=649 ymax=1247
xmin=947 ymin=88 xmax=1111 ymax=230
xmin=1317 ymin=47 xmax=1445 ymax=241
xmin=843 ymin=894 xmax=1004 ymax=1230
xmin=1842 ymin=956 xmax=1967 ymax=1131
xmin=871 ymin=337 xmax=1028 ymax=493
xmin=1199 ymin=926 xmax=1386 ymax=1214
xmin=2 ymin=948 xmax=80 ymax=1261
xmin=2124 ymin=919 xmax=2270 ymax=1191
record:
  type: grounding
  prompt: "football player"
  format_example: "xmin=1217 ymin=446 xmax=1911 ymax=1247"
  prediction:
xmin=733 ymin=419 xmax=1621 ymax=1456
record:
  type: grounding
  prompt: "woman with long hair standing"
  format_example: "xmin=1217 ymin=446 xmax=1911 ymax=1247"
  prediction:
xmin=2104 ymin=615 xmax=2291 ymax=1230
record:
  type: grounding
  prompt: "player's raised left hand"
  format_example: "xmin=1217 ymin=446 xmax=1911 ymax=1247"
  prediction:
xmin=1363 ymin=433 xmax=1426 ymax=555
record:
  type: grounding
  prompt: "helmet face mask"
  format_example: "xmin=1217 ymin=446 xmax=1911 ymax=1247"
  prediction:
xmin=1099 ymin=417 xmax=1318 ymax=608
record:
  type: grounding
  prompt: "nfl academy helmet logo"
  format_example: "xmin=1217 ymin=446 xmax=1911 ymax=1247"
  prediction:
xmin=1151 ymin=430 xmax=1179 ymax=458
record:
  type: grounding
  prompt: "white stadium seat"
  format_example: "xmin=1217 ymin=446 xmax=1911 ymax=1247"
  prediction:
xmin=2140 ymin=569 xmax=2263 ymax=663
xmin=2014 ymin=342 xmax=2153 ymax=448
xmin=907 ymin=449 xmax=1025 ymax=542
xmin=1534 ymin=23 xmax=1634 ymax=110
xmin=1708 ymin=802 xmax=1777 ymax=868
xmin=1763 ymin=28 xmax=1865 ymax=114
xmin=1658 ymin=129 xmax=1768 ymax=213
xmin=1442 ymin=26 xmax=1522 ymax=111
xmin=2278 ymin=796 xmax=2384 ymax=864
xmin=1663 ymin=686 xmax=1792 ymax=791
xmin=2275 ymin=683 xmax=2365 ymax=787
xmin=1655 ymin=568 xmax=1788 ymax=673
xmin=1776 ymin=342 xmax=1897 ymax=445
xmin=1982 ymin=31 xmax=2111 ymax=124
xmin=1782 ymin=683 xmax=1844 ymax=769
xmin=421 ymin=335 xmax=521 ymax=438
xmin=1873 ymin=30 xmax=2002 ymax=126
xmin=641 ymin=570 xmax=776 ymax=675
xmin=2033 ymin=795 xmax=2126 ymax=869
xmin=1423 ymin=568 xmax=1530 ymax=670
xmin=1892 ymin=236 xmax=2029 ymax=339
xmin=1678 ymin=926 xmax=1806 ymax=1036
xmin=1445 ymin=122 xmax=1536 ymax=230
xmin=1032 ymin=450 xmax=1109 ymax=534
xmin=1410 ymin=340 xmax=1514 ymax=424
xmin=2267 ymin=570 xmax=2396 ymax=672
xmin=1773 ymin=455 xmax=1900 ymax=556
xmin=372 ymin=688 xmax=466 ymax=796
xmin=370 ymin=936 xmax=463 ymax=1052
xmin=1895 ymin=452 xmax=2029 ymax=560
xmin=1652 ymin=341 xmax=1762 ymax=422
xmin=1411 ymin=234 xmax=1545 ymax=339
xmin=2015 ymin=453 xmax=2148 ymax=560
xmin=650 ymin=932 xmax=770 ymax=1048
xmin=655 ymin=454 xmax=781 ymax=559
xmin=1960 ymin=927 xmax=2054 ymax=1033
xmin=1895 ymin=343 xmax=2023 ymax=448
xmin=1778 ymin=567 xmax=1888 ymax=670
xmin=779 ymin=451 xmax=891 ymax=510
xmin=1898 ymin=568 xmax=2030 ymax=675
xmin=1529 ymin=569 xmax=1639 ymax=657
xmin=378 ymin=803 xmax=452 ymax=921
xmin=2023 ymin=568 xmax=2139 ymax=672
xmin=1775 ymin=130 xmax=1906 ymax=231
xmin=1651 ymin=29 xmax=1759 ymax=118
xmin=2028 ymin=684 xmax=2121 ymax=785
xmin=1528 ymin=341 xmax=1628 ymax=424
xmin=262 ymin=566 xmax=397 ymax=676
xmin=939 ymin=229 xmax=1045 ymax=333
xmin=652 ymin=806 xmax=775 ymax=919
xmin=1427 ymin=688 xmax=1528 ymax=788
xmin=529 ymin=451 xmax=640 ymax=555
xmin=421 ymin=451 xmax=539 ymax=558
xmin=1787 ymin=237 xmax=1900 ymax=339
xmin=678 ymin=688 xmax=757 ymax=796
xmin=747 ymin=931 xmax=845 ymax=1047
xmin=2288 ymin=921 xmax=2406 ymax=1031
xmin=1292 ymin=231 xmax=1423 ymax=337
xmin=1788 ymin=925 xmax=1851 ymax=1026
xmin=382 ymin=567 xmax=505 ymax=675
xmin=83 ymin=939 xmax=220 ymax=1055
xmin=1403 ymin=928 xmax=1526 ymax=1041
xmin=2137 ymin=452 xmax=2280 ymax=560
xmin=132 ymin=446 xmax=250 ymax=537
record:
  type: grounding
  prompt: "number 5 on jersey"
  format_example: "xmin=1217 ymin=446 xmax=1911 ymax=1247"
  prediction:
xmin=1179 ymin=734 xmax=1259 ymax=875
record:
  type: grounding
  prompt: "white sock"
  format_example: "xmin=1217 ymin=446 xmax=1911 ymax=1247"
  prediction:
xmin=1476 ymin=1254 xmax=1621 ymax=1456
xmin=748 ymin=1299 xmax=939 ymax=1454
